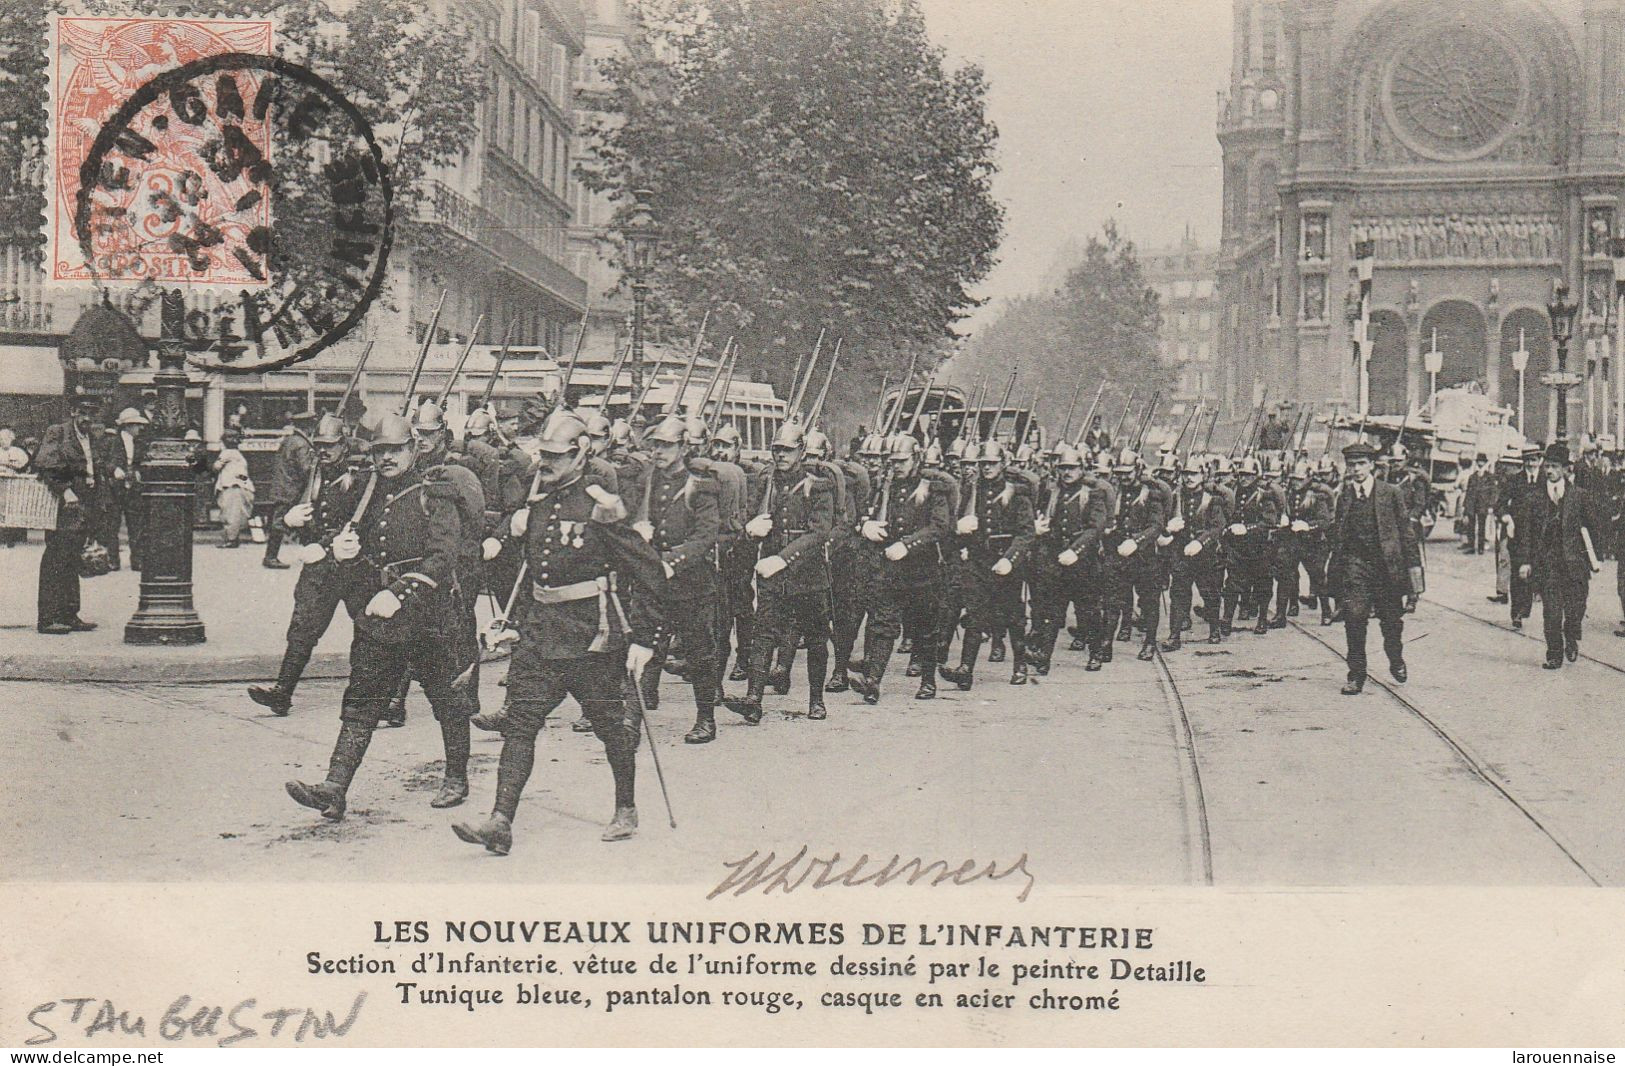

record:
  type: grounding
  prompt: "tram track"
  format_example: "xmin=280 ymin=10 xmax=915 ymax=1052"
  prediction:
xmin=1421 ymin=594 xmax=1625 ymax=678
xmin=1148 ymin=638 xmax=1215 ymax=886
xmin=1283 ymin=616 xmax=1603 ymax=887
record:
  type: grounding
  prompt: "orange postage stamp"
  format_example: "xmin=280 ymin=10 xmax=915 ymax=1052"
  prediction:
xmin=48 ymin=14 xmax=276 ymax=287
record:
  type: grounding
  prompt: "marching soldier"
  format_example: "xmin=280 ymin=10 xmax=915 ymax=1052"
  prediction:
xmin=725 ymin=421 xmax=836 ymax=722
xmin=1524 ymin=442 xmax=1608 ymax=669
xmin=249 ymin=414 xmax=364 ymax=715
xmin=827 ymin=431 xmax=882 ymax=694
xmin=455 ymin=409 xmax=670 ymax=853
xmin=938 ymin=438 xmax=1034 ymax=689
xmin=1028 ymin=442 xmax=1110 ymax=670
xmin=1162 ymin=458 xmax=1228 ymax=649
xmin=1109 ymin=449 xmax=1170 ymax=661
xmin=1221 ymin=456 xmax=1283 ymax=636
xmin=634 ymin=413 xmax=723 ymax=743
xmin=1325 ymin=440 xmax=1421 ymax=695
xmin=1086 ymin=449 xmax=1125 ymax=663
xmin=262 ymin=410 xmax=317 ymax=570
xmin=284 ymin=413 xmax=476 ymax=820
xmin=850 ymin=433 xmax=952 ymax=702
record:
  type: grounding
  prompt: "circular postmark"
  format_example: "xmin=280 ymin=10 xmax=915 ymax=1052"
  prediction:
xmin=74 ymin=52 xmax=393 ymax=373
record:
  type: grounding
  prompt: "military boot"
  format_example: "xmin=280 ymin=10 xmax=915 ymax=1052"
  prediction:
xmin=1319 ymin=596 xmax=1334 ymax=626
xmin=914 ymin=655 xmax=936 ymax=700
xmin=452 ymin=814 xmax=512 ymax=855
xmin=601 ymin=806 xmax=639 ymax=842
xmin=684 ymin=709 xmax=716 ymax=744
xmin=431 ymin=777 xmax=469 ymax=809
xmin=937 ymin=634 xmax=980 ymax=691
xmin=825 ymin=663 xmax=851 ymax=692
xmin=1208 ymin=621 xmax=1223 ymax=644
xmin=248 ymin=683 xmax=293 ymax=716
xmin=285 ymin=780 xmax=346 ymax=821
xmin=988 ymin=636 xmax=1006 ymax=663
xmin=724 ymin=679 xmax=765 ymax=725
xmin=1161 ymin=631 xmax=1182 ymax=652
xmin=378 ymin=695 xmax=407 ymax=728
xmin=1008 ymin=635 xmax=1030 ymax=685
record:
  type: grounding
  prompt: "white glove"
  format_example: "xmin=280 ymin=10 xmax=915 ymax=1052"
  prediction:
xmin=1117 ymin=538 xmax=1138 ymax=557
xmin=510 ymin=508 xmax=529 ymax=538
xmin=1278 ymin=513 xmax=1289 ymax=527
xmin=1166 ymin=514 xmax=1185 ymax=533
xmin=756 ymin=554 xmax=787 ymax=579
xmin=1229 ymin=522 xmax=1248 ymax=536
xmin=1504 ymin=517 xmax=1516 ymax=539
xmin=1156 ymin=534 xmax=1173 ymax=547
xmin=1183 ymin=540 xmax=1203 ymax=557
xmin=746 ymin=514 xmax=773 ymax=538
xmin=295 ymin=542 xmax=328 ymax=565
xmin=114 ymin=467 xmax=127 ymax=481
xmin=861 ymin=519 xmax=888 ymax=542
xmin=481 ymin=537 xmax=503 ymax=561
xmin=884 ymin=541 xmax=908 ymax=561
xmin=1034 ymin=515 xmax=1051 ymax=535
xmin=662 ymin=560 xmax=675 ymax=579
xmin=1058 ymin=548 xmax=1079 ymax=567
xmin=1290 ymin=519 xmax=1310 ymax=533
xmin=62 ymin=489 xmax=79 ymax=505
xmin=632 ymin=519 xmax=655 ymax=542
xmin=956 ymin=514 xmax=978 ymax=534
xmin=626 ymin=643 xmax=654 ymax=678
xmin=330 ymin=529 xmax=361 ymax=561
xmin=365 ymin=589 xmax=401 ymax=618
xmin=283 ymin=502 xmax=314 ymax=528
xmin=1519 ymin=563 xmax=1531 ymax=580
xmin=991 ymin=557 xmax=1013 ymax=576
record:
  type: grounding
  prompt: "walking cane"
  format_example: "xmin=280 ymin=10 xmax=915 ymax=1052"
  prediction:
xmin=625 ymin=665 xmax=677 ymax=829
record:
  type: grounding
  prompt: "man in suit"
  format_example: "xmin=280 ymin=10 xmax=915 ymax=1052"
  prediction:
xmin=1326 ymin=440 xmax=1422 ymax=695
xmin=1496 ymin=445 xmax=1545 ymax=628
xmin=98 ymin=407 xmax=149 ymax=570
xmin=1524 ymin=442 xmax=1608 ymax=668
xmin=1461 ymin=452 xmax=1494 ymax=554
xmin=33 ymin=396 xmax=104 ymax=634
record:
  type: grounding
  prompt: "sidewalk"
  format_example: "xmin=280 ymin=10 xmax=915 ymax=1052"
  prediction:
xmin=0 ymin=535 xmax=352 ymax=682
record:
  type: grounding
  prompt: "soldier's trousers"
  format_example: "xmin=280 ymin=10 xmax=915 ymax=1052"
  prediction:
xmin=830 ymin=544 xmax=881 ymax=673
xmin=1223 ymin=544 xmax=1271 ymax=619
xmin=1270 ymin=541 xmax=1299 ymax=618
xmin=958 ymin=565 xmax=1026 ymax=666
xmin=935 ymin=557 xmax=965 ymax=661
xmin=750 ymin=585 xmax=831 ymax=704
xmin=1339 ymin=556 xmax=1404 ymax=683
xmin=643 ymin=594 xmax=718 ymax=717
xmin=718 ymin=540 xmax=756 ymax=674
xmin=1168 ymin=558 xmax=1221 ymax=636
xmin=1126 ymin=553 xmax=1165 ymax=644
xmin=1303 ymin=540 xmax=1330 ymax=600
xmin=861 ymin=563 xmax=942 ymax=679
xmin=497 ymin=639 xmax=639 ymax=819
xmin=1095 ymin=561 xmax=1128 ymax=656
xmin=1028 ymin=560 xmax=1093 ymax=663
xmin=1540 ymin=570 xmax=1589 ymax=658
xmin=321 ymin=623 xmax=472 ymax=796
xmin=274 ymin=561 xmax=352 ymax=694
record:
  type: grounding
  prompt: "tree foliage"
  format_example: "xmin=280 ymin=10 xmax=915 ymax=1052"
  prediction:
xmin=581 ymin=0 xmax=1003 ymax=429
xmin=959 ymin=221 xmax=1166 ymax=443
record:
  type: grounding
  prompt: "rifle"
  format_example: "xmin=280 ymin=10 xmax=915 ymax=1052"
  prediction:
xmin=1072 ymin=381 xmax=1107 ymax=447
xmin=662 ymin=314 xmax=709 ymax=416
xmin=630 ymin=350 xmax=669 ymax=416
xmin=874 ymin=368 xmax=935 ymax=526
xmin=962 ymin=374 xmax=986 ymax=445
xmin=303 ymin=338 xmax=374 ymax=503
xmin=1200 ymin=405 xmax=1221 ymax=453
xmin=399 ymin=289 xmax=448 ymax=417
xmin=1056 ymin=376 xmax=1086 ymax=445
xmin=789 ymin=329 xmax=826 ymax=415
xmin=434 ymin=314 xmax=484 ymax=409
xmin=477 ymin=320 xmax=518 ymax=413
xmin=1323 ymin=404 xmax=1341 ymax=457
xmin=1248 ymin=390 xmax=1271 ymax=456
xmin=870 ymin=373 xmax=890 ymax=438
xmin=806 ymin=338 xmax=843 ymax=431
xmin=553 ymin=296 xmax=597 ymax=415
xmin=1172 ymin=401 xmax=1202 ymax=465
xmin=692 ymin=337 xmax=733 ymax=417
xmin=1110 ymin=385 xmax=1137 ymax=446
xmin=990 ymin=366 xmax=1019 ymax=447
xmin=1131 ymin=391 xmax=1159 ymax=453
xmin=1293 ymin=405 xmax=1315 ymax=455
xmin=706 ymin=345 xmax=739 ymax=435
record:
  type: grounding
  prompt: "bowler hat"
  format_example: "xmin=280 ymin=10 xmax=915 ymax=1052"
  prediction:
xmin=1544 ymin=442 xmax=1570 ymax=465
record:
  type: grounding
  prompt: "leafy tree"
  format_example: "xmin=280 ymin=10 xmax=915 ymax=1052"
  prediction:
xmin=958 ymin=221 xmax=1166 ymax=445
xmin=581 ymin=0 xmax=1003 ymax=436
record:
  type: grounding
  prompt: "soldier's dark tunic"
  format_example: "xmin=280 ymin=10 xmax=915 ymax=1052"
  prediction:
xmin=956 ymin=476 xmax=1035 ymax=669
xmin=747 ymin=464 xmax=836 ymax=705
xmin=828 ymin=458 xmax=876 ymax=682
xmin=496 ymin=476 xmax=670 ymax=820
xmin=700 ymin=455 xmax=748 ymax=689
xmin=1223 ymin=480 xmax=1285 ymax=626
xmin=638 ymin=463 xmax=722 ymax=715
xmin=720 ymin=456 xmax=768 ymax=679
xmin=859 ymin=470 xmax=952 ymax=680
xmin=1026 ymin=477 xmax=1109 ymax=665
xmin=273 ymin=460 xmax=365 ymax=699
xmin=1165 ymin=483 xmax=1228 ymax=641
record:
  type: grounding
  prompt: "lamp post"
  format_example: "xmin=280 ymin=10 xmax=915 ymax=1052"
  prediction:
xmin=1511 ymin=328 xmax=1529 ymax=437
xmin=624 ymin=188 xmax=659 ymax=419
xmin=1424 ymin=326 xmax=1442 ymax=415
xmin=125 ymin=289 xmax=205 ymax=645
xmin=1547 ymin=280 xmax=1579 ymax=443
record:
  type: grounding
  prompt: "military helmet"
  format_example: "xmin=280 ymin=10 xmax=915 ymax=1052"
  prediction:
xmin=536 ymin=409 xmax=590 ymax=455
xmin=975 ymin=438 xmax=1007 ymax=464
xmin=946 ymin=437 xmax=968 ymax=460
xmin=116 ymin=406 xmax=149 ymax=427
xmin=580 ymin=409 xmax=611 ymax=438
xmin=1390 ymin=442 xmax=1408 ymax=462
xmin=772 ymin=419 xmax=807 ymax=451
xmin=683 ymin=415 xmax=710 ymax=447
xmin=1315 ymin=454 xmax=1337 ymax=475
xmin=859 ymin=432 xmax=888 ymax=459
xmin=313 ymin=413 xmax=347 ymax=445
xmin=1113 ymin=446 xmax=1139 ymax=473
xmin=1092 ymin=449 xmax=1114 ymax=474
xmin=714 ymin=423 xmax=742 ymax=448
xmin=1211 ymin=455 xmax=1233 ymax=475
xmin=1054 ymin=442 xmax=1084 ymax=468
xmin=804 ymin=428 xmax=832 ymax=459
xmin=371 ymin=412 xmax=414 ymax=448
xmin=1290 ymin=459 xmax=1312 ymax=480
xmin=1014 ymin=441 xmax=1036 ymax=464
xmin=1262 ymin=453 xmax=1285 ymax=477
xmin=465 ymin=408 xmax=495 ymax=437
xmin=412 ymin=399 xmax=447 ymax=433
xmin=1235 ymin=455 xmax=1261 ymax=476
xmin=645 ymin=412 xmax=688 ymax=446
xmin=609 ymin=419 xmax=634 ymax=446
xmin=887 ymin=433 xmax=920 ymax=463
xmin=922 ymin=439 xmax=946 ymax=467
xmin=1155 ymin=450 xmax=1180 ymax=475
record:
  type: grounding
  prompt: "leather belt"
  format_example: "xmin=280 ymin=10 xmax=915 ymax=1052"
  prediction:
xmin=532 ymin=573 xmax=631 ymax=653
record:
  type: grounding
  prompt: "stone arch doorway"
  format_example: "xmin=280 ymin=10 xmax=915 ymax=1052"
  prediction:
xmin=1420 ymin=300 xmax=1487 ymax=397
xmin=1499 ymin=308 xmax=1550 ymax=444
xmin=1368 ymin=309 xmax=1408 ymax=415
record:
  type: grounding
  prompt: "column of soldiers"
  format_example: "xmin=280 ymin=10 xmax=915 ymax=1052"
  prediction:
xmin=251 ymin=322 xmax=1625 ymax=856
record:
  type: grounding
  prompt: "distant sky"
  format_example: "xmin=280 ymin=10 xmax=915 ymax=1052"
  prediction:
xmin=916 ymin=0 xmax=1233 ymax=331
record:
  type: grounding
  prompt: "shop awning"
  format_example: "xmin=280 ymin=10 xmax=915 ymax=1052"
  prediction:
xmin=0 ymin=346 xmax=67 ymax=395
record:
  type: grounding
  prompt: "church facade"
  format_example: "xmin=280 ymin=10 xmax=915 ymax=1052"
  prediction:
xmin=1217 ymin=0 xmax=1625 ymax=443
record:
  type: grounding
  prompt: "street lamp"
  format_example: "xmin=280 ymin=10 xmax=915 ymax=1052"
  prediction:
xmin=624 ymin=188 xmax=660 ymax=419
xmin=1424 ymin=326 xmax=1443 ymax=414
xmin=1511 ymin=328 xmax=1529 ymax=436
xmin=125 ymin=289 xmax=205 ymax=645
xmin=1547 ymin=280 xmax=1580 ymax=442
